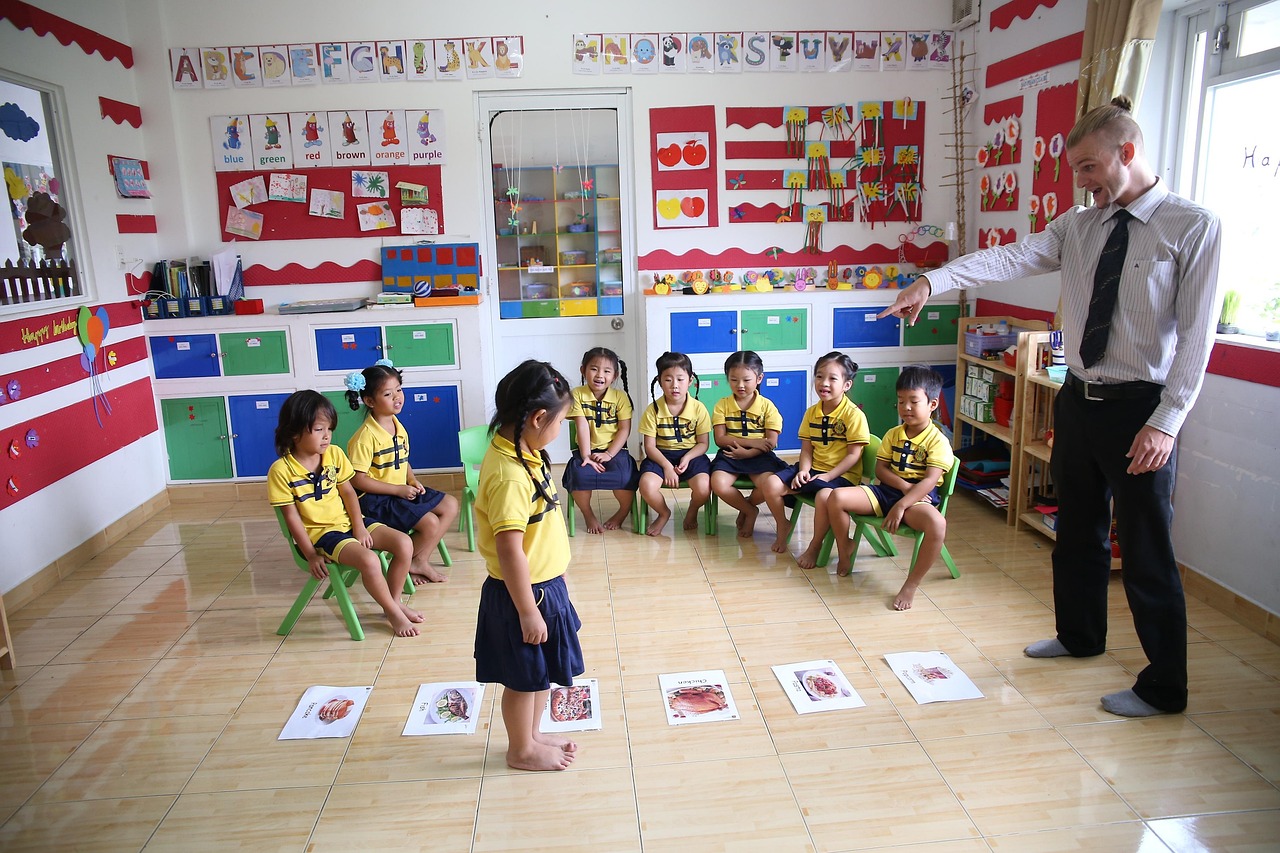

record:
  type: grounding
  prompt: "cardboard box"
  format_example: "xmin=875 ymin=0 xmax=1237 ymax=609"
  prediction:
xmin=965 ymin=376 xmax=999 ymax=402
xmin=965 ymin=362 xmax=997 ymax=384
xmin=960 ymin=394 xmax=995 ymax=423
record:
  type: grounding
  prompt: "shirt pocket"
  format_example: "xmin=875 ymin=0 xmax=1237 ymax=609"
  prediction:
xmin=1118 ymin=260 xmax=1176 ymax=315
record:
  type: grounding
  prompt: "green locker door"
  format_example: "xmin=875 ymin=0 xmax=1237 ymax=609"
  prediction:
xmin=740 ymin=308 xmax=808 ymax=352
xmin=903 ymin=304 xmax=961 ymax=348
xmin=695 ymin=373 xmax=732 ymax=453
xmin=384 ymin=322 xmax=456 ymax=367
xmin=323 ymin=390 xmax=364 ymax=456
xmin=161 ymin=396 xmax=233 ymax=480
xmin=848 ymin=367 xmax=900 ymax=439
xmin=218 ymin=330 xmax=290 ymax=376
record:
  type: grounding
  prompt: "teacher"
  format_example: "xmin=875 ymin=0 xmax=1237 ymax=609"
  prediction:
xmin=881 ymin=96 xmax=1221 ymax=716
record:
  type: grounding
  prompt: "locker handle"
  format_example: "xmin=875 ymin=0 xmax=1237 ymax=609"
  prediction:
xmin=230 ymin=433 xmax=238 ymax=439
xmin=218 ymin=435 xmax=228 ymax=441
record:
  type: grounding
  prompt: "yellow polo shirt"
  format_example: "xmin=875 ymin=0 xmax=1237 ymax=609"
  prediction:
xmin=267 ymin=446 xmax=355 ymax=544
xmin=568 ymin=386 xmax=632 ymax=449
xmin=347 ymin=414 xmax=410 ymax=488
xmin=878 ymin=421 xmax=954 ymax=482
xmin=798 ymin=396 xmax=870 ymax=471
xmin=712 ymin=392 xmax=783 ymax=441
xmin=638 ymin=396 xmax=711 ymax=451
xmin=476 ymin=434 xmax=570 ymax=583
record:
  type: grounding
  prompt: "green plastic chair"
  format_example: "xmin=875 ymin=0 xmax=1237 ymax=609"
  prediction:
xmin=457 ymin=424 xmax=491 ymax=552
xmin=846 ymin=457 xmax=962 ymax=579
xmin=634 ymin=430 xmax=718 ymax=536
xmin=703 ymin=431 xmax=760 ymax=534
xmin=274 ymin=506 xmax=413 ymax=641
xmin=782 ymin=434 xmax=893 ymax=566
xmin=564 ymin=430 xmax=645 ymax=536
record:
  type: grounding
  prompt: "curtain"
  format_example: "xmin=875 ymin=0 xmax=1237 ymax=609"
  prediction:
xmin=1077 ymin=0 xmax=1164 ymax=117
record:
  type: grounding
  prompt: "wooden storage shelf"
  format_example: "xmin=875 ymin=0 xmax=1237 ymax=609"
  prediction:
xmin=0 ymin=593 xmax=13 ymax=669
xmin=1014 ymin=331 xmax=1060 ymax=540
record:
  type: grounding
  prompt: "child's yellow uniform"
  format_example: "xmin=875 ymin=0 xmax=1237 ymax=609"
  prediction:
xmin=798 ymin=396 xmax=870 ymax=471
xmin=476 ymin=434 xmax=569 ymax=584
xmin=267 ymin=446 xmax=355 ymax=544
xmin=567 ymin=386 xmax=632 ymax=449
xmin=638 ymin=396 xmax=711 ymax=450
xmin=878 ymin=421 xmax=954 ymax=482
xmin=711 ymin=393 xmax=782 ymax=440
xmin=347 ymin=414 xmax=410 ymax=486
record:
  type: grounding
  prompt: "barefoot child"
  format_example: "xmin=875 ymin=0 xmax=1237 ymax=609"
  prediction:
xmin=563 ymin=347 xmax=640 ymax=533
xmin=760 ymin=352 xmax=869 ymax=562
xmin=709 ymin=351 xmax=786 ymax=538
xmin=345 ymin=360 xmax=459 ymax=584
xmin=268 ymin=390 xmax=422 ymax=637
xmin=827 ymin=365 xmax=953 ymax=610
xmin=474 ymin=360 xmax=584 ymax=771
xmin=637 ymin=351 xmax=712 ymax=537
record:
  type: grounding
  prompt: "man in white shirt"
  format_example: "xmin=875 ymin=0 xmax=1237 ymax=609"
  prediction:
xmin=881 ymin=97 xmax=1221 ymax=716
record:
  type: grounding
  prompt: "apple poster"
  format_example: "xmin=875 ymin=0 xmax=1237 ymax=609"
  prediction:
xmin=655 ymin=189 xmax=708 ymax=228
xmin=655 ymin=132 xmax=709 ymax=171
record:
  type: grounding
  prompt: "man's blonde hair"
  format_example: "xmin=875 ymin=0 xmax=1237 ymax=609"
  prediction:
xmin=1067 ymin=95 xmax=1144 ymax=151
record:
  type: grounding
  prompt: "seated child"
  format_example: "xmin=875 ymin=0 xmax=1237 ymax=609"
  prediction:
xmin=345 ymin=360 xmax=459 ymax=584
xmin=268 ymin=390 xmax=421 ymax=637
xmin=637 ymin=351 xmax=712 ymax=537
xmin=758 ymin=352 xmax=868 ymax=560
xmin=709 ymin=350 xmax=785 ymax=538
xmin=826 ymin=365 xmax=954 ymax=610
xmin=562 ymin=347 xmax=640 ymax=533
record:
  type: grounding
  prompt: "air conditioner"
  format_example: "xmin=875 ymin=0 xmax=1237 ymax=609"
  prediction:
xmin=953 ymin=0 xmax=980 ymax=29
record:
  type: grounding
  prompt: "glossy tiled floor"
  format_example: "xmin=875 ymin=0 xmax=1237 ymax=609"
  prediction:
xmin=3 ymin=489 xmax=1279 ymax=852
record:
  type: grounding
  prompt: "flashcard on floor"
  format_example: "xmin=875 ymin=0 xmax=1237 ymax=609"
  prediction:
xmin=659 ymin=670 xmax=740 ymax=726
xmin=279 ymin=685 xmax=372 ymax=739
xmin=403 ymin=682 xmax=485 ymax=735
xmin=772 ymin=660 xmax=866 ymax=714
xmin=884 ymin=651 xmax=984 ymax=704
xmin=539 ymin=678 xmax=603 ymax=733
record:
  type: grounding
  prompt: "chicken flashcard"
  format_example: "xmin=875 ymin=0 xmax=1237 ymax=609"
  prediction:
xmin=268 ymin=173 xmax=307 ymax=203
xmin=714 ymin=33 xmax=742 ymax=73
xmin=407 ymin=109 xmax=445 ymax=165
xmin=289 ymin=112 xmax=331 ymax=168
xmin=347 ymin=41 xmax=380 ymax=83
xmin=798 ymin=31 xmax=827 ymax=72
xmin=249 ymin=114 xmax=293 ymax=169
xmin=210 ymin=115 xmax=251 ymax=172
xmin=403 ymin=682 xmax=485 ymax=735
xmin=602 ymin=34 xmax=630 ymax=75
xmin=318 ymin=42 xmax=349 ymax=83
xmin=230 ymin=46 xmax=262 ymax=87
xmin=351 ymin=170 xmax=389 ymax=198
xmin=853 ymin=32 xmax=882 ymax=71
xmin=225 ymin=206 xmax=264 ymax=240
xmin=327 ymin=111 xmax=371 ymax=166
xmin=308 ymin=188 xmax=344 ymax=219
xmin=631 ymin=33 xmax=659 ymax=75
xmin=259 ymin=45 xmax=293 ymax=87
xmin=572 ymin=33 xmax=602 ymax=75
xmin=407 ymin=39 xmax=435 ymax=80
xmin=659 ymin=670 xmax=740 ymax=726
xmin=356 ymin=200 xmax=396 ymax=231
xmin=169 ymin=47 xmax=202 ymax=89
xmin=687 ymin=33 xmax=715 ymax=73
xmin=229 ymin=175 xmax=267 ymax=208
xmin=279 ymin=686 xmax=372 ymax=740
xmin=658 ymin=33 xmax=686 ymax=72
xmin=772 ymin=660 xmax=866 ymax=715
xmin=199 ymin=48 xmax=231 ymax=89
xmin=539 ymin=679 xmax=603 ymax=733
xmin=377 ymin=41 xmax=408 ymax=82
xmin=881 ymin=32 xmax=907 ymax=72
xmin=366 ymin=110 xmax=408 ymax=166
xmin=769 ymin=32 xmax=798 ymax=71
xmin=494 ymin=36 xmax=523 ymax=78
xmin=827 ymin=32 xmax=853 ymax=72
xmin=434 ymin=39 xmax=464 ymax=81
xmin=884 ymin=651 xmax=984 ymax=704
xmin=463 ymin=37 xmax=494 ymax=80
xmin=286 ymin=44 xmax=320 ymax=86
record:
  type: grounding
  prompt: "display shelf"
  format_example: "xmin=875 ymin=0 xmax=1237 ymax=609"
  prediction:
xmin=1018 ymin=510 xmax=1057 ymax=541
xmin=1014 ymin=331 xmax=1058 ymax=539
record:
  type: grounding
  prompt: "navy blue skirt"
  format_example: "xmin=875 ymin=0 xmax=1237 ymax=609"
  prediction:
xmin=711 ymin=450 xmax=786 ymax=476
xmin=562 ymin=451 xmax=640 ymax=492
xmin=358 ymin=488 xmax=445 ymax=533
xmin=475 ymin=575 xmax=584 ymax=692
xmin=639 ymin=448 xmax=712 ymax=482
xmin=774 ymin=463 xmax=858 ymax=495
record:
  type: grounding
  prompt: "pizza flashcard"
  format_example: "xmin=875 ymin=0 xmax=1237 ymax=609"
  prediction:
xmin=539 ymin=679 xmax=603 ymax=733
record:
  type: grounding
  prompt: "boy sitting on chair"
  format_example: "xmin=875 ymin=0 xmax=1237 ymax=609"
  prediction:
xmin=827 ymin=365 xmax=954 ymax=610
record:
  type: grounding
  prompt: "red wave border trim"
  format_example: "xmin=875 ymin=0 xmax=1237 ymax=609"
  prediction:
xmin=986 ymin=32 xmax=1083 ymax=89
xmin=244 ymin=260 xmax=382 ymax=287
xmin=99 ymin=97 xmax=141 ymax=128
xmin=0 ymin=0 xmax=134 ymax=68
xmin=638 ymin=243 xmax=948 ymax=271
xmin=990 ymin=0 xmax=1062 ymax=32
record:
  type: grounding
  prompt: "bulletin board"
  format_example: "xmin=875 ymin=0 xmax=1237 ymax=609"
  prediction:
xmin=213 ymin=164 xmax=443 ymax=241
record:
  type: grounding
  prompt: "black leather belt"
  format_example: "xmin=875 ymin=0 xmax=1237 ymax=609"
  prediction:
xmin=1065 ymin=373 xmax=1163 ymax=401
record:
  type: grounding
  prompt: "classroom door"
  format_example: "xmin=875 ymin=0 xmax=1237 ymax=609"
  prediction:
xmin=477 ymin=90 xmax=641 ymax=461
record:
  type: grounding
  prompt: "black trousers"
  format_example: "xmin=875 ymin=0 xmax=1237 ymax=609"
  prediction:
xmin=1049 ymin=383 xmax=1187 ymax=712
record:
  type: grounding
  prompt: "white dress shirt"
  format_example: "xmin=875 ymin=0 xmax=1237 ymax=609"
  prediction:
xmin=925 ymin=179 xmax=1221 ymax=436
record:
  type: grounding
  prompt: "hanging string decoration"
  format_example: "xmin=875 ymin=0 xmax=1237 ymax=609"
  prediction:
xmin=858 ymin=181 xmax=886 ymax=227
xmin=806 ymin=140 xmax=831 ymax=190
xmin=77 ymin=306 xmax=112 ymax=428
xmin=569 ymin=108 xmax=593 ymax=227
xmin=828 ymin=169 xmax=848 ymax=221
xmin=801 ymin=205 xmax=826 ymax=253
xmin=500 ymin=110 xmax=524 ymax=231
xmin=858 ymin=101 xmax=883 ymax=152
xmin=783 ymin=106 xmax=808 ymax=158
xmin=783 ymin=169 xmax=807 ymax=219
xmin=821 ymin=103 xmax=852 ymax=140
xmin=892 ymin=181 xmax=921 ymax=221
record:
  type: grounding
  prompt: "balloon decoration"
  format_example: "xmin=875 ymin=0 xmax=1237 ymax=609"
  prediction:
xmin=77 ymin=306 xmax=113 ymax=427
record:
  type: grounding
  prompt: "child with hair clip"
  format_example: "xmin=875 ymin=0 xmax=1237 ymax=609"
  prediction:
xmin=345 ymin=359 xmax=460 ymax=584
xmin=759 ymin=351 xmax=869 ymax=562
xmin=637 ymin=351 xmax=712 ymax=537
xmin=709 ymin=350 xmax=786 ymax=538
xmin=474 ymin=359 xmax=584 ymax=771
xmin=267 ymin=390 xmax=422 ymax=637
xmin=563 ymin=347 xmax=640 ymax=533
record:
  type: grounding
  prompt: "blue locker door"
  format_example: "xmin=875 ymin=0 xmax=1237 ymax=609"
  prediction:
xmin=228 ymin=393 xmax=292 ymax=477
xmin=761 ymin=370 xmax=808 ymax=452
xmin=832 ymin=307 xmax=901 ymax=348
xmin=314 ymin=326 xmax=384 ymax=372
xmin=398 ymin=385 xmax=462 ymax=469
xmin=669 ymin=310 xmax=738 ymax=354
xmin=150 ymin=334 xmax=220 ymax=379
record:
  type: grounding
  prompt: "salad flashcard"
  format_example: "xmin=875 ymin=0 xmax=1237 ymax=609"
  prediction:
xmin=279 ymin=685 xmax=372 ymax=740
xmin=403 ymin=682 xmax=485 ymax=735
xmin=659 ymin=670 xmax=740 ymax=726
xmin=539 ymin=678 xmax=603 ymax=733
xmin=884 ymin=651 xmax=984 ymax=704
xmin=772 ymin=660 xmax=866 ymax=715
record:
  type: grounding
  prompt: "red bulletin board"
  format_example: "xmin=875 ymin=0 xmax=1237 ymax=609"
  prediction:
xmin=213 ymin=165 xmax=443 ymax=242
xmin=650 ymin=105 xmax=719 ymax=229
xmin=1030 ymin=81 xmax=1078 ymax=232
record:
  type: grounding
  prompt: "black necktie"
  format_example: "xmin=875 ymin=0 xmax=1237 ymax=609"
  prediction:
xmin=1079 ymin=209 xmax=1134 ymax=368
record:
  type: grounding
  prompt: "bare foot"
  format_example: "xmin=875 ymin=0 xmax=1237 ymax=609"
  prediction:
xmin=534 ymin=731 xmax=580 ymax=753
xmin=737 ymin=504 xmax=758 ymax=538
xmin=735 ymin=510 xmax=747 ymax=532
xmin=386 ymin=611 xmax=421 ymax=637
xmin=507 ymin=742 xmax=575 ymax=771
xmin=770 ymin=534 xmax=790 ymax=555
xmin=796 ymin=544 xmax=820 ymax=568
xmin=893 ymin=584 xmax=918 ymax=611
xmin=835 ymin=557 xmax=852 ymax=577
xmin=410 ymin=562 xmax=448 ymax=584
xmin=647 ymin=508 xmax=670 ymax=537
xmin=398 ymin=602 xmax=425 ymax=623
xmin=682 ymin=509 xmax=700 ymax=530
xmin=584 ymin=516 xmax=604 ymax=534
xmin=602 ymin=510 xmax=628 ymax=530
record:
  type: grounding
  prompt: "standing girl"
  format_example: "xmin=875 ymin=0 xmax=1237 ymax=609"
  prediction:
xmin=268 ymin=390 xmax=421 ymax=637
xmin=563 ymin=347 xmax=640 ymax=533
xmin=345 ymin=360 xmax=460 ymax=584
xmin=709 ymin=351 xmax=786 ymax=538
xmin=758 ymin=351 xmax=869 ymax=562
xmin=637 ymin=351 xmax=712 ymax=537
xmin=474 ymin=360 xmax=584 ymax=771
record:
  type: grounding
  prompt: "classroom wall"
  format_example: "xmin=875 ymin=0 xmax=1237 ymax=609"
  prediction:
xmin=0 ymin=0 xmax=167 ymax=599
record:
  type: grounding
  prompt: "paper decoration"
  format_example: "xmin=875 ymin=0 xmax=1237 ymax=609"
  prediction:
xmin=659 ymin=670 xmax=740 ymax=726
xmin=279 ymin=686 xmax=372 ymax=739
xmin=462 ymin=38 xmax=494 ymax=79
xmin=249 ymin=113 xmax=292 ymax=169
xmin=268 ymin=173 xmax=307 ymax=203
xmin=406 ymin=109 xmax=445 ymax=165
xmin=772 ymin=660 xmax=866 ymax=714
xmin=655 ymin=190 xmax=708 ymax=228
xmin=348 ymin=41 xmax=379 ymax=83
xmin=351 ymin=170 xmax=389 ymax=198
xmin=77 ymin=305 xmax=113 ymax=428
xmin=434 ymin=39 xmax=464 ymax=80
xmin=907 ymin=31 xmax=931 ymax=70
xmin=714 ymin=33 xmax=742 ymax=72
xmin=230 ymin=46 xmax=262 ymax=87
xmin=308 ymin=188 xmax=344 ymax=219
xmin=650 ymin=105 xmax=719 ymax=229
xmin=286 ymin=44 xmax=320 ymax=86
xmin=168 ymin=47 xmax=202 ymax=89
xmin=367 ymin=110 xmax=408 ymax=165
xmin=403 ymin=682 xmax=485 ymax=735
xmin=111 ymin=157 xmax=149 ymax=198
xmin=377 ymin=41 xmax=408 ymax=81
xmin=572 ymin=33 xmax=601 ymax=74
xmin=743 ymin=32 xmax=769 ymax=71
xmin=210 ymin=115 xmax=251 ymax=171
xmin=881 ymin=32 xmax=906 ymax=71
xmin=655 ymin=132 xmax=710 ymax=172
xmin=539 ymin=679 xmax=603 ymax=733
xmin=632 ymin=33 xmax=659 ymax=74
xmin=853 ymin=32 xmax=880 ymax=71
xmin=827 ymin=32 xmax=853 ymax=71
xmin=406 ymin=39 xmax=435 ymax=80
xmin=225 ymin=207 xmax=263 ymax=239
xmin=259 ymin=45 xmax=292 ymax=87
xmin=318 ymin=43 xmax=349 ymax=83
xmin=400 ymin=207 xmax=438 ymax=235
xmin=494 ymin=36 xmax=524 ymax=78
xmin=328 ymin=110 xmax=371 ymax=166
xmin=659 ymin=33 xmax=687 ymax=72
xmin=884 ymin=652 xmax=984 ymax=704
xmin=199 ymin=48 xmax=231 ymax=89
xmin=289 ymin=112 xmax=331 ymax=167
xmin=769 ymin=32 xmax=798 ymax=71
xmin=687 ymin=33 xmax=714 ymax=73
xmin=229 ymin=175 xmax=267 ymax=208
xmin=929 ymin=31 xmax=955 ymax=68
xmin=798 ymin=31 xmax=827 ymax=72
xmin=356 ymin=200 xmax=395 ymax=231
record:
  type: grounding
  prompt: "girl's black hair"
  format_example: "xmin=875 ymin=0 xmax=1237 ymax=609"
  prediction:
xmin=274 ymin=390 xmax=337 ymax=458
xmin=580 ymin=346 xmax=633 ymax=408
xmin=346 ymin=363 xmax=404 ymax=411
xmin=649 ymin=351 xmax=699 ymax=415
xmin=724 ymin=350 xmax=764 ymax=376
xmin=489 ymin=359 xmax=573 ymax=507
xmin=814 ymin=350 xmax=859 ymax=383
